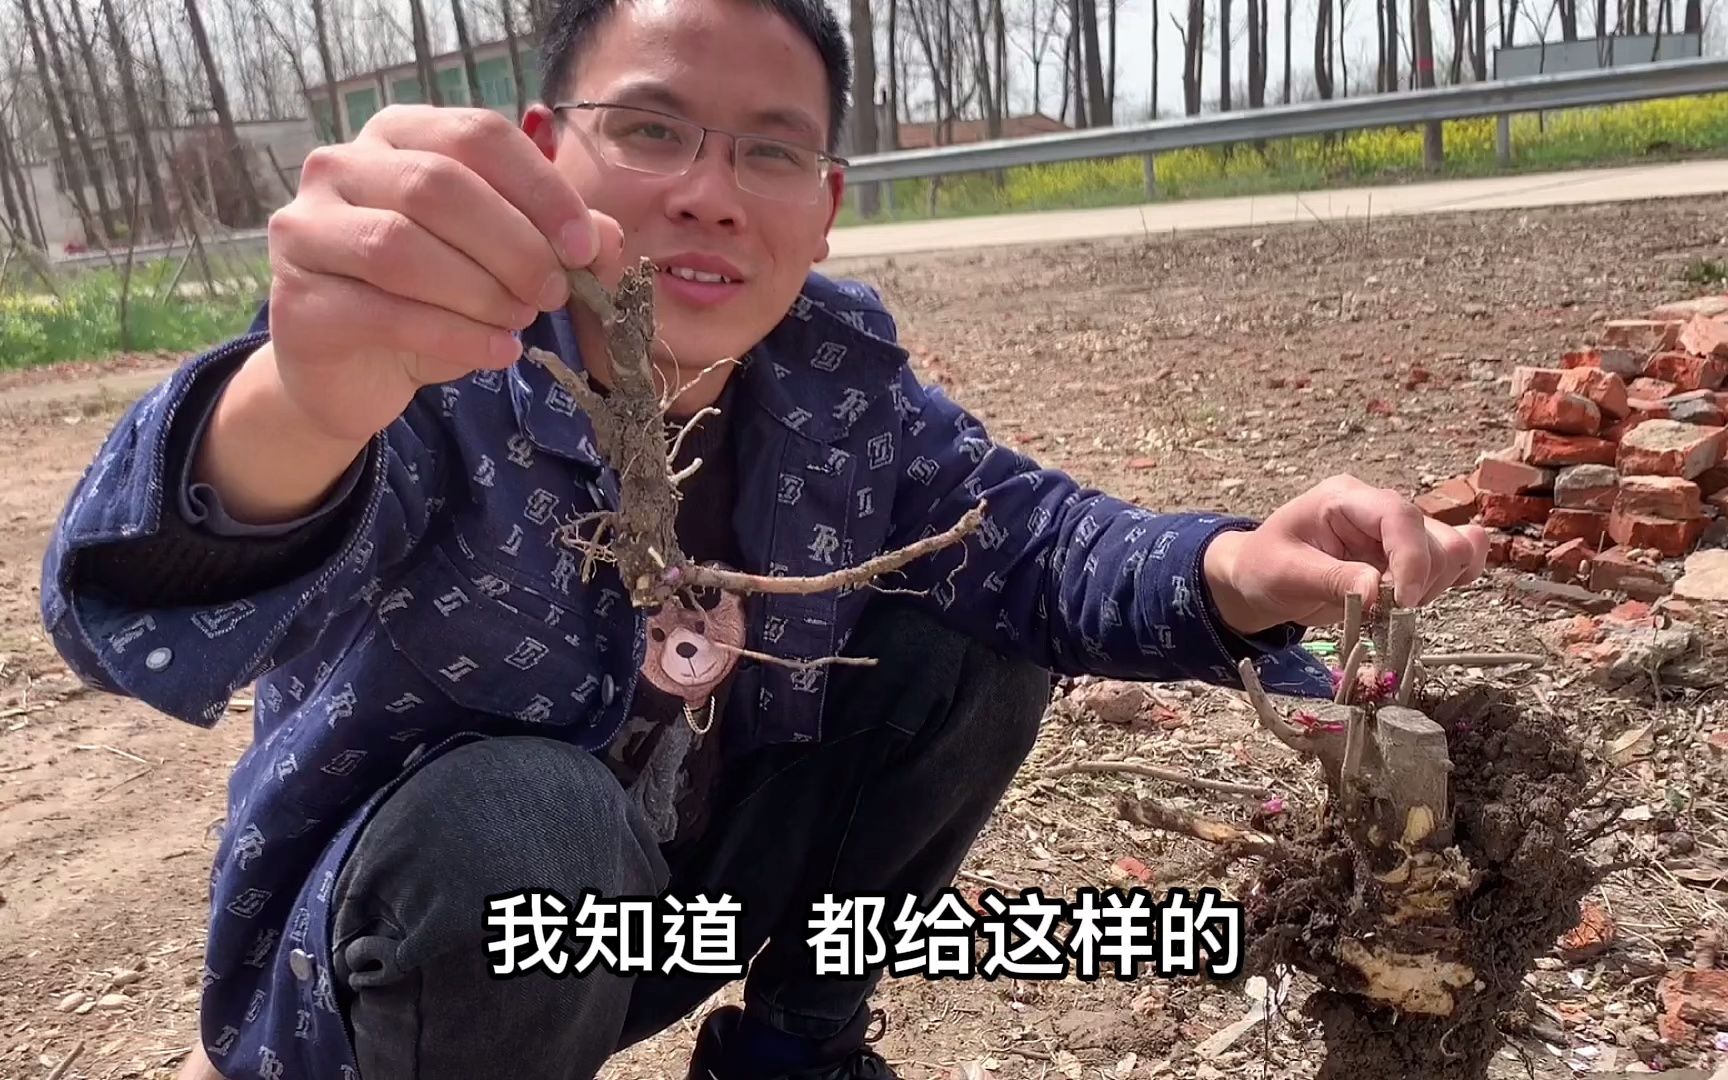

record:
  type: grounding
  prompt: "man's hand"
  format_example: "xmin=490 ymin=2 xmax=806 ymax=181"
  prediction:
xmin=1201 ymin=474 xmax=1490 ymax=636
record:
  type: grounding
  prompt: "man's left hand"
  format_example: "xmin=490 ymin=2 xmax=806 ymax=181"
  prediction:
xmin=1201 ymin=474 xmax=1491 ymax=636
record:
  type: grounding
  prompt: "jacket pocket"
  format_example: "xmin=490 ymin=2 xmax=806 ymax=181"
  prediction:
xmin=375 ymin=538 xmax=620 ymax=727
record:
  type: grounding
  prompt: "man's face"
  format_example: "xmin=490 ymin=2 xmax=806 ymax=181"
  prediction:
xmin=525 ymin=0 xmax=844 ymax=373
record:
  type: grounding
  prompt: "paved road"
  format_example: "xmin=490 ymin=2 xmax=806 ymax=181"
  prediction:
xmin=827 ymin=157 xmax=1728 ymax=262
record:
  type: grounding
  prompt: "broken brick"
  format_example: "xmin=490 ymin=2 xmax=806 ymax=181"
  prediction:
xmin=1511 ymin=366 xmax=1565 ymax=397
xmin=1508 ymin=536 xmax=1554 ymax=572
xmin=1604 ymin=598 xmax=1655 ymax=626
xmin=1543 ymin=509 xmax=1610 ymax=546
xmin=1516 ymin=430 xmax=1619 ymax=467
xmin=1645 ymin=351 xmax=1728 ymax=392
xmin=1602 ymin=406 xmax=1670 ymax=442
xmin=1547 ymin=537 xmax=1594 ymax=584
xmin=1659 ymin=968 xmax=1728 ymax=1044
xmin=1678 ymin=314 xmax=1728 ymax=359
xmin=1589 ymin=547 xmax=1672 ymax=600
xmin=1669 ymin=396 xmax=1726 ymax=426
xmin=1487 ymin=531 xmax=1515 ymax=566
xmin=1603 ymin=320 xmax=1682 ymax=352
xmin=1557 ymin=900 xmax=1616 ymax=963
xmin=1473 ymin=453 xmax=1554 ymax=495
xmin=1607 ymin=508 xmax=1707 ymax=557
xmin=1478 ymin=492 xmax=1555 ymax=529
xmin=1415 ymin=476 xmax=1478 ymax=525
xmin=1553 ymin=464 xmax=1619 ymax=510
xmin=1652 ymin=295 xmax=1728 ymax=321
xmin=1628 ymin=376 xmax=1681 ymax=404
xmin=1557 ymin=366 xmax=1630 ymax=419
xmin=1515 ymin=390 xmax=1601 ymax=435
xmin=1616 ymin=476 xmax=1703 ymax=520
xmin=1617 ymin=420 xmax=1727 ymax=479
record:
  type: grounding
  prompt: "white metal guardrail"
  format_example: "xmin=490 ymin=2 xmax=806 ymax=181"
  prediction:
xmin=840 ymin=57 xmax=1728 ymax=185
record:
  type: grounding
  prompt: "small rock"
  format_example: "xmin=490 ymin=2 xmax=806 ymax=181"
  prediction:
xmin=96 ymin=993 xmax=130 ymax=1009
xmin=1054 ymin=1009 xmax=1137 ymax=1051
xmin=1070 ymin=681 xmax=1144 ymax=727
xmin=1674 ymin=549 xmax=1728 ymax=601
xmin=1219 ymin=478 xmax=1245 ymax=493
xmin=74 ymin=1000 xmax=95 ymax=1015
xmin=56 ymin=991 xmax=87 ymax=1012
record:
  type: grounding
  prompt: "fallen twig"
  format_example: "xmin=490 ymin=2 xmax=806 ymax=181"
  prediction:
xmin=74 ymin=743 xmax=152 ymax=766
xmin=94 ymin=764 xmax=157 ymax=800
xmin=1043 ymin=759 xmax=1270 ymax=799
xmin=1419 ymin=652 xmax=1545 ymax=668
xmin=45 ymin=1039 xmax=85 ymax=1080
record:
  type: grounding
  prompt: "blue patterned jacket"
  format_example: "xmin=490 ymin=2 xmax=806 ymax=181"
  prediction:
xmin=38 ymin=271 xmax=1333 ymax=1079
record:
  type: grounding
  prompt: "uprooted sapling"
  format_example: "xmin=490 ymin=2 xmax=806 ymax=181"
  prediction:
xmin=1122 ymin=584 xmax=1604 ymax=1079
xmin=523 ymin=260 xmax=983 ymax=669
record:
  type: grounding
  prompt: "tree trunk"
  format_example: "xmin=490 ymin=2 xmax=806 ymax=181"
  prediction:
xmin=1473 ymin=0 xmax=1487 ymax=78
xmin=851 ymin=0 xmax=880 ymax=213
xmin=1058 ymin=18 xmax=1073 ymax=122
xmin=1338 ymin=0 xmax=1350 ymax=95
xmin=1414 ymin=0 xmax=1443 ymax=168
xmin=887 ymin=0 xmax=900 ymax=148
xmin=1079 ymin=0 xmax=1109 ymax=124
xmin=1376 ymin=0 xmax=1387 ymax=88
xmin=1683 ymin=0 xmax=1700 ymax=32
xmin=969 ymin=0 xmax=993 ymax=126
xmin=100 ymin=0 xmax=173 ymax=237
xmin=1448 ymin=0 xmax=1465 ymax=82
xmin=409 ymin=0 xmax=443 ymax=104
xmin=185 ymin=0 xmax=266 ymax=224
xmin=311 ymin=0 xmax=344 ymax=138
xmin=0 ymin=120 xmax=29 ymax=244
xmin=1219 ymin=0 xmax=1232 ymax=110
xmin=1152 ymin=0 xmax=1160 ymax=115
xmin=500 ymin=0 xmax=528 ymax=115
xmin=1247 ymin=0 xmax=1261 ymax=107
xmin=1107 ymin=0 xmax=1117 ymax=113
xmin=451 ymin=0 xmax=485 ymax=106
xmin=1558 ymin=0 xmax=1578 ymax=38
xmin=995 ymin=0 xmax=1006 ymax=124
xmin=19 ymin=0 xmax=101 ymax=245
xmin=1283 ymin=0 xmax=1292 ymax=101
xmin=1315 ymin=0 xmax=1335 ymax=99
xmin=1385 ymin=0 xmax=1400 ymax=92
xmin=1181 ymin=0 xmax=1204 ymax=115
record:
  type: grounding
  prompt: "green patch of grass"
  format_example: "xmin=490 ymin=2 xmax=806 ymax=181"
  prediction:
xmin=1681 ymin=257 xmax=1728 ymax=288
xmin=0 ymin=258 xmax=264 ymax=371
xmin=838 ymin=92 xmax=1728 ymax=227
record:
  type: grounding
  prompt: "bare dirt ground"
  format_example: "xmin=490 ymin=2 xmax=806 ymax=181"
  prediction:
xmin=4 ymin=195 xmax=1728 ymax=1080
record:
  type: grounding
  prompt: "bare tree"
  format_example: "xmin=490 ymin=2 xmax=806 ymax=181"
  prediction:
xmin=1283 ymin=0 xmax=1293 ymax=100
xmin=1474 ymin=0 xmax=1487 ymax=77
xmin=1177 ymin=0 xmax=1204 ymax=113
xmin=1413 ymin=0 xmax=1442 ymax=166
xmin=60 ymin=0 xmax=131 ymax=215
xmin=408 ymin=0 xmax=443 ymax=104
xmin=1383 ymin=0 xmax=1400 ymax=90
xmin=19 ymin=0 xmax=102 ymax=243
xmin=185 ymin=0 xmax=265 ymax=222
xmin=311 ymin=0 xmax=343 ymax=138
xmin=498 ymin=0 xmax=527 ymax=113
xmin=1079 ymin=0 xmax=1108 ymax=123
xmin=1151 ymin=0 xmax=1160 ymax=114
xmin=851 ymin=0 xmax=880 ymax=213
xmin=886 ymin=0 xmax=900 ymax=145
xmin=451 ymin=0 xmax=484 ymax=105
xmin=100 ymin=0 xmax=172 ymax=236
xmin=1558 ymin=0 xmax=1579 ymax=36
xmin=42 ymin=0 xmax=120 ymax=237
xmin=1683 ymin=0 xmax=1700 ymax=30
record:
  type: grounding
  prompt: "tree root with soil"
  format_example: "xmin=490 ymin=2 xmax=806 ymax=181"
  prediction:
xmin=1126 ymin=584 xmax=1601 ymax=1080
xmin=524 ymin=262 xmax=982 ymax=643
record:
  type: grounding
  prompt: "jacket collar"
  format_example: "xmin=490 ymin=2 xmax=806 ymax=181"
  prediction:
xmin=508 ymin=271 xmax=907 ymax=463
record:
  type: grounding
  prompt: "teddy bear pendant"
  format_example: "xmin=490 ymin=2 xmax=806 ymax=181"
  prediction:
xmin=642 ymin=586 xmax=745 ymax=736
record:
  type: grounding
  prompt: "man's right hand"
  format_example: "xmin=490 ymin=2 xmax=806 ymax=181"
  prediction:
xmin=194 ymin=106 xmax=621 ymax=524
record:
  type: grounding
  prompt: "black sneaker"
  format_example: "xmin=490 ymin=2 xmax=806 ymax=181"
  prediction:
xmin=684 ymin=1004 xmax=898 ymax=1080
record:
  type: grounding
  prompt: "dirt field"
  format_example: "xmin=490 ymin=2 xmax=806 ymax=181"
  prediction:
xmin=4 ymin=195 xmax=1727 ymax=1080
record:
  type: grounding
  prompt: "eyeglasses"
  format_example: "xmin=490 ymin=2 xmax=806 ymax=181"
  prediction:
xmin=550 ymin=101 xmax=847 ymax=205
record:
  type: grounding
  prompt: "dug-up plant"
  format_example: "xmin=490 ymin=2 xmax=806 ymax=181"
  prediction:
xmin=1122 ymin=590 xmax=1611 ymax=1079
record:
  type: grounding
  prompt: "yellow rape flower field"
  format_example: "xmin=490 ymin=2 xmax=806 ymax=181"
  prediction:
xmin=840 ymin=92 xmax=1728 ymax=224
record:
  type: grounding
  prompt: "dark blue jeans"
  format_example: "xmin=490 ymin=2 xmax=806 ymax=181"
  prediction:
xmin=326 ymin=600 xmax=1052 ymax=1080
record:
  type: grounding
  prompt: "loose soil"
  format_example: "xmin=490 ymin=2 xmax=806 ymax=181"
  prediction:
xmin=4 ymin=196 xmax=1728 ymax=1080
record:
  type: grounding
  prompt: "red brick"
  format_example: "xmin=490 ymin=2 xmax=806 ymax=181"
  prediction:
xmin=1698 ymin=464 xmax=1728 ymax=497
xmin=1473 ymin=453 xmax=1554 ymax=495
xmin=1547 ymin=537 xmax=1594 ymax=584
xmin=1478 ymin=492 xmax=1555 ymax=528
xmin=1603 ymin=407 xmax=1670 ymax=443
xmin=1554 ymin=464 xmax=1619 ymax=510
xmin=1659 ymin=968 xmax=1728 ymax=1044
xmin=1516 ymin=430 xmax=1619 ymax=467
xmin=1511 ymin=366 xmax=1565 ymax=397
xmin=1416 ymin=477 xmax=1478 ymax=526
xmin=1487 ymin=531 xmax=1515 ymax=566
xmin=1557 ymin=366 xmax=1631 ymax=420
xmin=1515 ymin=391 xmax=1601 ymax=435
xmin=1668 ymin=396 xmax=1726 ymax=426
xmin=1678 ymin=314 xmax=1728 ymax=360
xmin=1617 ymin=420 xmax=1727 ymax=479
xmin=1603 ymin=319 xmax=1683 ymax=352
xmin=1543 ymin=509 xmax=1610 ymax=546
xmin=1508 ymin=537 xmax=1554 ymax=572
xmin=1617 ymin=476 xmax=1703 ymax=520
xmin=1589 ymin=547 xmax=1672 ymax=600
xmin=1628 ymin=376 xmax=1680 ymax=404
xmin=1645 ymin=351 xmax=1728 ymax=392
xmin=1608 ymin=508 xmax=1707 ymax=557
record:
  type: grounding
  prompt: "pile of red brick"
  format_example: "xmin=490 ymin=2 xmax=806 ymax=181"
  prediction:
xmin=1418 ymin=295 xmax=1728 ymax=601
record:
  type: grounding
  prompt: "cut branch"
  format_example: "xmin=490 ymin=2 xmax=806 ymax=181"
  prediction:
xmin=711 ymin=641 xmax=880 ymax=671
xmin=1117 ymin=796 xmax=1282 ymax=857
